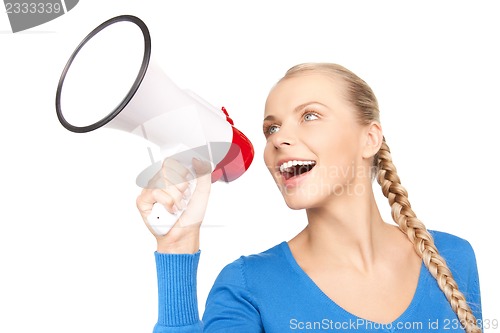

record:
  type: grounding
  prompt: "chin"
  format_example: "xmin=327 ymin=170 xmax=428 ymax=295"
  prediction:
xmin=281 ymin=193 xmax=320 ymax=211
xmin=284 ymin=201 xmax=306 ymax=211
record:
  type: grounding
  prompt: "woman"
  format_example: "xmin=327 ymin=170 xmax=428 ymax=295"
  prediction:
xmin=137 ymin=63 xmax=482 ymax=332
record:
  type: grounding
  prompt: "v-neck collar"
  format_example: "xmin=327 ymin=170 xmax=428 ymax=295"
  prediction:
xmin=278 ymin=241 xmax=429 ymax=326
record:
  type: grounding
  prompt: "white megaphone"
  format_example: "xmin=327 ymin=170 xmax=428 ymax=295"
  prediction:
xmin=55 ymin=15 xmax=254 ymax=235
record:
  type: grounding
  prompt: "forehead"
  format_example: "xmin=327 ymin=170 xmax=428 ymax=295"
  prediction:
xmin=264 ymin=73 xmax=347 ymax=116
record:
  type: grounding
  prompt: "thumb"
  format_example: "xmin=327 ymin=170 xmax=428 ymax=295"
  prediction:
xmin=192 ymin=157 xmax=212 ymax=177
xmin=191 ymin=158 xmax=212 ymax=194
xmin=176 ymin=158 xmax=212 ymax=227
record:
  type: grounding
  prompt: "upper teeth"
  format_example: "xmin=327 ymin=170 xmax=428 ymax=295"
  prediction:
xmin=279 ymin=160 xmax=316 ymax=173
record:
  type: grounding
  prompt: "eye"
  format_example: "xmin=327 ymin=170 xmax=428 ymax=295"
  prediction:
xmin=303 ymin=112 xmax=319 ymax=121
xmin=263 ymin=123 xmax=280 ymax=136
xmin=267 ymin=124 xmax=280 ymax=135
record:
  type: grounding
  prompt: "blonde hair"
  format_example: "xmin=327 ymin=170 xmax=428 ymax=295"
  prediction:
xmin=281 ymin=63 xmax=481 ymax=333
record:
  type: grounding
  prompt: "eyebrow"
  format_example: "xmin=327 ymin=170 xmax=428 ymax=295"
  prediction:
xmin=263 ymin=101 xmax=327 ymax=122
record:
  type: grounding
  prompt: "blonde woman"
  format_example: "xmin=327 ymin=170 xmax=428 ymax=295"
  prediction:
xmin=137 ymin=63 xmax=482 ymax=332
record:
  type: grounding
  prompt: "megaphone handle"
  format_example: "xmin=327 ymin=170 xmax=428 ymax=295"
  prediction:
xmin=147 ymin=178 xmax=197 ymax=236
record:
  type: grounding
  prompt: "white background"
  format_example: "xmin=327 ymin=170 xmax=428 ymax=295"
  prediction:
xmin=1 ymin=1 xmax=498 ymax=332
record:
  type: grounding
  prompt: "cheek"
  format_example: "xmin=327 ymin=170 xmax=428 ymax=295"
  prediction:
xmin=307 ymin=126 xmax=348 ymax=154
xmin=263 ymin=142 xmax=275 ymax=172
xmin=308 ymin=126 xmax=361 ymax=170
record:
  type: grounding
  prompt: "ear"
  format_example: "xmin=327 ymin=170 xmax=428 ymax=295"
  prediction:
xmin=362 ymin=122 xmax=383 ymax=159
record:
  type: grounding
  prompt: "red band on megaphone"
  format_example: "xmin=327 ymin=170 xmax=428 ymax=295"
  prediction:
xmin=211 ymin=111 xmax=254 ymax=183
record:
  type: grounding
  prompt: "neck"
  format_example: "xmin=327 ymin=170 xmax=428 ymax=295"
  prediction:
xmin=298 ymin=187 xmax=391 ymax=273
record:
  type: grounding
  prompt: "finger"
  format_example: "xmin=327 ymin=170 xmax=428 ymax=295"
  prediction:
xmin=146 ymin=159 xmax=191 ymax=192
xmin=154 ymin=186 xmax=188 ymax=214
xmin=137 ymin=184 xmax=186 ymax=217
xmin=154 ymin=174 xmax=191 ymax=194
xmin=136 ymin=188 xmax=156 ymax=217
xmin=163 ymin=158 xmax=191 ymax=176
xmin=162 ymin=158 xmax=192 ymax=186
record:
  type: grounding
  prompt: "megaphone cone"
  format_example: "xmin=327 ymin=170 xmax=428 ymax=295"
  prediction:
xmin=55 ymin=15 xmax=254 ymax=235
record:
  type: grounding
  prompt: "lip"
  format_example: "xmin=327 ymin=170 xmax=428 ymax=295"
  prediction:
xmin=275 ymin=157 xmax=317 ymax=188
xmin=281 ymin=168 xmax=313 ymax=188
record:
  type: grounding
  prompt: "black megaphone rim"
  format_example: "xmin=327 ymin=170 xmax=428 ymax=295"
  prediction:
xmin=55 ymin=14 xmax=151 ymax=133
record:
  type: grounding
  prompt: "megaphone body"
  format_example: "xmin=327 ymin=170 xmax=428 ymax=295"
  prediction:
xmin=55 ymin=15 xmax=254 ymax=235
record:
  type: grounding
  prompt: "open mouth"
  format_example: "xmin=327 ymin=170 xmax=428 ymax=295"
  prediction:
xmin=279 ymin=160 xmax=316 ymax=180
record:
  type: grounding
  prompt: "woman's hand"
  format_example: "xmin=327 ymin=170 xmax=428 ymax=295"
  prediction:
xmin=136 ymin=157 xmax=212 ymax=254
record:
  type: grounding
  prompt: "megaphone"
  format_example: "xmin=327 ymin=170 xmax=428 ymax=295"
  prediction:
xmin=55 ymin=15 xmax=254 ymax=235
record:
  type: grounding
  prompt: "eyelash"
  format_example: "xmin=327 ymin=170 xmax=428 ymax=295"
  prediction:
xmin=263 ymin=110 xmax=320 ymax=136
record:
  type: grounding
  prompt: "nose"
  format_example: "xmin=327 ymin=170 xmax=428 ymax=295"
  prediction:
xmin=271 ymin=123 xmax=295 ymax=149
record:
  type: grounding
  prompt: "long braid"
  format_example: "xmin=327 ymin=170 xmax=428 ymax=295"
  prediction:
xmin=376 ymin=139 xmax=481 ymax=333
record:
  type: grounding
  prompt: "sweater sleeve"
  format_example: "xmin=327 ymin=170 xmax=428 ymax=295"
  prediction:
xmin=153 ymin=253 xmax=263 ymax=333
xmin=153 ymin=251 xmax=204 ymax=333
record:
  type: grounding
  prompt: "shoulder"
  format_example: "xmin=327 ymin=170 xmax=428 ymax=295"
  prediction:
xmin=428 ymin=230 xmax=482 ymax=317
xmin=428 ymin=229 xmax=479 ymax=283
xmin=214 ymin=242 xmax=290 ymax=286
xmin=429 ymin=229 xmax=476 ymax=259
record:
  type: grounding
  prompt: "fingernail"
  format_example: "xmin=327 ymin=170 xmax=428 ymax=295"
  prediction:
xmin=192 ymin=157 xmax=202 ymax=168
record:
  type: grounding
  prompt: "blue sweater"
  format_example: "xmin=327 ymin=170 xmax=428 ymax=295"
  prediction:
xmin=153 ymin=230 xmax=482 ymax=332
